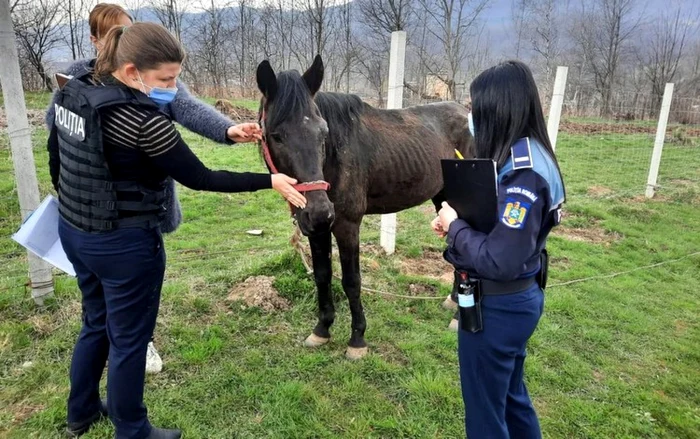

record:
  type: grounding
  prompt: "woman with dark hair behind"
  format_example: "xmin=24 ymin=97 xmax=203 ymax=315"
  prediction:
xmin=431 ymin=60 xmax=565 ymax=438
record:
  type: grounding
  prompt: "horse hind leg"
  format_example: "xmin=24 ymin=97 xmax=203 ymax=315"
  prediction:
xmin=304 ymin=232 xmax=334 ymax=348
xmin=333 ymin=219 xmax=368 ymax=360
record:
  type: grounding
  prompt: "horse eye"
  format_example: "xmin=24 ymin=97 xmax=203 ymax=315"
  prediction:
xmin=270 ymin=133 xmax=283 ymax=143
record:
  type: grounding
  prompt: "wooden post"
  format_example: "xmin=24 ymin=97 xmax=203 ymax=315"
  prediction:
xmin=380 ymin=30 xmax=406 ymax=255
xmin=0 ymin=0 xmax=54 ymax=305
xmin=547 ymin=66 xmax=568 ymax=152
xmin=645 ymin=83 xmax=674 ymax=198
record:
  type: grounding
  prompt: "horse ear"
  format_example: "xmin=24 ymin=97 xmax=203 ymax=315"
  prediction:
xmin=302 ymin=55 xmax=324 ymax=95
xmin=256 ymin=60 xmax=278 ymax=100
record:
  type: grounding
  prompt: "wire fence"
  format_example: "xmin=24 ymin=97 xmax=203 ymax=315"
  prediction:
xmin=558 ymin=90 xmax=699 ymax=200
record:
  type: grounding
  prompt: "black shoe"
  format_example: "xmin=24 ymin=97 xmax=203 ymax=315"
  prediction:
xmin=65 ymin=400 xmax=108 ymax=437
xmin=146 ymin=427 xmax=182 ymax=439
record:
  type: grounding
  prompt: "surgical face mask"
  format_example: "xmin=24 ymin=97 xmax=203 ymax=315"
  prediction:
xmin=137 ymin=71 xmax=177 ymax=105
xmin=467 ymin=112 xmax=476 ymax=137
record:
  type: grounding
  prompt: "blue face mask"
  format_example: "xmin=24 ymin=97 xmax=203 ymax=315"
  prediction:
xmin=137 ymin=72 xmax=177 ymax=105
xmin=467 ymin=112 xmax=476 ymax=137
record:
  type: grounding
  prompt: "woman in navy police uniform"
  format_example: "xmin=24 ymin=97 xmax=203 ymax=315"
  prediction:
xmin=432 ymin=60 xmax=565 ymax=438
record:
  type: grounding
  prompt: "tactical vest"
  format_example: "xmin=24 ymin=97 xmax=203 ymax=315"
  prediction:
xmin=54 ymin=71 xmax=167 ymax=233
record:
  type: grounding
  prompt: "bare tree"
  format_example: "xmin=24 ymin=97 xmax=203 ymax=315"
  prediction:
xmin=262 ymin=0 xmax=303 ymax=70
xmin=150 ymin=0 xmax=185 ymax=41
xmin=124 ymin=0 xmax=146 ymax=21
xmin=11 ymin=0 xmax=62 ymax=90
xmin=330 ymin=0 xmax=355 ymax=92
xmin=357 ymin=0 xmax=414 ymax=34
xmin=640 ymin=6 xmax=698 ymax=112
xmin=230 ymin=0 xmax=260 ymax=95
xmin=523 ymin=0 xmax=563 ymax=106
xmin=356 ymin=43 xmax=388 ymax=106
xmin=186 ymin=0 xmax=233 ymax=92
xmin=63 ymin=0 xmax=93 ymax=60
xmin=257 ymin=2 xmax=279 ymax=61
xmin=575 ymin=0 xmax=642 ymax=117
xmin=304 ymin=0 xmax=335 ymax=62
xmin=355 ymin=0 xmax=414 ymax=102
xmin=510 ymin=0 xmax=528 ymax=59
xmin=417 ymin=0 xmax=488 ymax=100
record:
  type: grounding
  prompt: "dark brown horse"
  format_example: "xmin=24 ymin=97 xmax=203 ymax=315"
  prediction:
xmin=256 ymin=55 xmax=473 ymax=359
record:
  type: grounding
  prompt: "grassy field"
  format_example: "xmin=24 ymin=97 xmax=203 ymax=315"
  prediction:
xmin=1 ymin=92 xmax=699 ymax=438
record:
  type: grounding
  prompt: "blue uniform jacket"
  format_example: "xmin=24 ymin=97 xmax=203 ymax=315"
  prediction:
xmin=444 ymin=137 xmax=564 ymax=281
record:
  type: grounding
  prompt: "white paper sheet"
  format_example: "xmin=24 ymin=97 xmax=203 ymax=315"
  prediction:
xmin=11 ymin=195 xmax=76 ymax=276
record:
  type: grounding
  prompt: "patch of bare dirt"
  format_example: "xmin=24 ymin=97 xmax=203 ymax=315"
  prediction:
xmin=227 ymin=275 xmax=290 ymax=312
xmin=407 ymin=283 xmax=439 ymax=296
xmin=553 ymin=226 xmax=622 ymax=246
xmin=560 ymin=119 xmax=700 ymax=136
xmin=9 ymin=402 xmax=45 ymax=425
xmin=214 ymin=99 xmax=258 ymax=121
xmin=592 ymin=369 xmax=605 ymax=383
xmin=24 ymin=300 xmax=81 ymax=338
xmin=587 ymin=185 xmax=614 ymax=197
xmin=373 ymin=340 xmax=410 ymax=366
xmin=674 ymin=319 xmax=688 ymax=335
xmin=550 ymin=256 xmax=572 ymax=270
xmin=360 ymin=243 xmax=387 ymax=256
xmin=0 ymin=108 xmax=46 ymax=129
xmin=667 ymin=178 xmax=697 ymax=187
xmin=629 ymin=193 xmax=672 ymax=203
xmin=400 ymin=250 xmax=453 ymax=284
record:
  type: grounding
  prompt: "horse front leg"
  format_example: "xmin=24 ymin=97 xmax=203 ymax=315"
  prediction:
xmin=333 ymin=219 xmax=367 ymax=360
xmin=304 ymin=231 xmax=335 ymax=348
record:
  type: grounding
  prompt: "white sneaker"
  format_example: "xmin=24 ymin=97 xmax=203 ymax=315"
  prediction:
xmin=145 ymin=341 xmax=163 ymax=374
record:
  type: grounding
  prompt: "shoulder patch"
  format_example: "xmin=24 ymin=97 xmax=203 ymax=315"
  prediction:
xmin=511 ymin=137 xmax=533 ymax=170
xmin=501 ymin=197 xmax=531 ymax=229
xmin=505 ymin=186 xmax=538 ymax=202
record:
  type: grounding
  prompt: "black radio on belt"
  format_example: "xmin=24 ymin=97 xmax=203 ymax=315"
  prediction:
xmin=456 ymin=271 xmax=483 ymax=333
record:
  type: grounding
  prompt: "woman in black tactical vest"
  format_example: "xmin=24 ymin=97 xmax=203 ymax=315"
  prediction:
xmin=49 ymin=23 xmax=306 ymax=439
xmin=46 ymin=2 xmax=262 ymax=375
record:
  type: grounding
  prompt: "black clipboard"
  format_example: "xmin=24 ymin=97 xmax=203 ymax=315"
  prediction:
xmin=441 ymin=158 xmax=498 ymax=233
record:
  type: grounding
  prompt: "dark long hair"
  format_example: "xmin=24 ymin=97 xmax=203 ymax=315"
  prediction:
xmin=470 ymin=60 xmax=562 ymax=178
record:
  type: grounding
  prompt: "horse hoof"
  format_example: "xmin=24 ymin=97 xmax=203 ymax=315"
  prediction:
xmin=442 ymin=294 xmax=458 ymax=310
xmin=304 ymin=333 xmax=330 ymax=348
xmin=345 ymin=346 xmax=368 ymax=360
xmin=448 ymin=318 xmax=459 ymax=332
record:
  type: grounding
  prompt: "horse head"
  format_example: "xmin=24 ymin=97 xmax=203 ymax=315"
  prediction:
xmin=256 ymin=55 xmax=335 ymax=237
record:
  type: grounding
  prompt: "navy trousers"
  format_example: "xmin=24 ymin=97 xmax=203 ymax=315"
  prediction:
xmin=458 ymin=283 xmax=544 ymax=439
xmin=59 ymin=218 xmax=165 ymax=439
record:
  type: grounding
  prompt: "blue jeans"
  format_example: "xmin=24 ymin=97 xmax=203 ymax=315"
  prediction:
xmin=60 ymin=218 xmax=165 ymax=439
xmin=458 ymin=284 xmax=544 ymax=439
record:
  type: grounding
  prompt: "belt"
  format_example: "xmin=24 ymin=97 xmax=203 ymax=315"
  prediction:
xmin=477 ymin=276 xmax=537 ymax=296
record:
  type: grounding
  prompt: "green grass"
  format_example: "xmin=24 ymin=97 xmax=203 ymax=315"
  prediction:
xmin=1 ymin=93 xmax=699 ymax=438
xmin=0 ymin=91 xmax=52 ymax=111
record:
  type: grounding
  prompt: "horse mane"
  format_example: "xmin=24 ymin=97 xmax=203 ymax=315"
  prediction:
xmin=314 ymin=92 xmax=367 ymax=153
